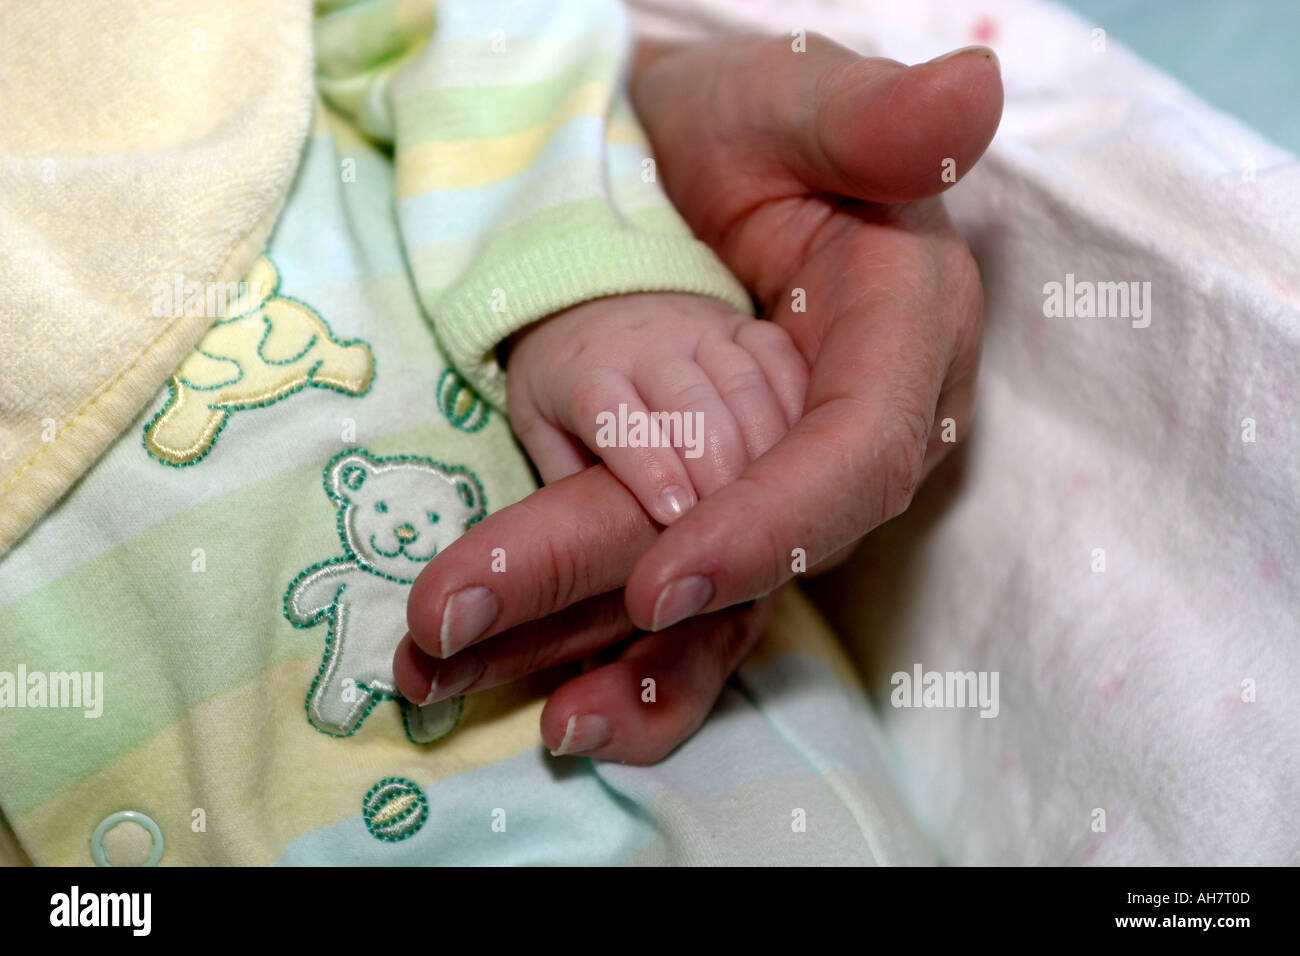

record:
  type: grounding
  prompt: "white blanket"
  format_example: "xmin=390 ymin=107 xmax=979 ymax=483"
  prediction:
xmin=629 ymin=0 xmax=1300 ymax=864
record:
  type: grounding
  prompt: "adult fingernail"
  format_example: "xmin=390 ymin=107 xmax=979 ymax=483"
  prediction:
xmin=398 ymin=635 xmax=439 ymax=701
xmin=550 ymin=714 xmax=613 ymax=756
xmin=656 ymin=485 xmax=695 ymax=524
xmin=650 ymin=575 xmax=713 ymax=631
xmin=439 ymin=586 xmax=499 ymax=657
xmin=420 ymin=651 xmax=485 ymax=704
xmin=927 ymin=45 xmax=999 ymax=70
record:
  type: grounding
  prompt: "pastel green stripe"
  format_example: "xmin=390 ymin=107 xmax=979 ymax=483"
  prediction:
xmin=316 ymin=0 xmax=427 ymax=80
xmin=392 ymin=27 xmax=626 ymax=89
xmin=314 ymin=0 xmax=377 ymax=15
xmin=411 ymin=201 xmax=693 ymax=292
xmin=416 ymin=196 xmax=608 ymax=288
xmin=317 ymin=72 xmax=387 ymax=133
xmin=0 ymin=420 xmax=536 ymax=817
xmin=610 ymin=170 xmax=683 ymax=217
xmin=395 ymin=52 xmax=621 ymax=142
xmin=413 ymin=199 xmax=691 ymax=286
xmin=424 ymin=206 xmax=735 ymax=304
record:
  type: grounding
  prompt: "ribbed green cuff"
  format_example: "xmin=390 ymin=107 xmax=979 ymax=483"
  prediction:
xmin=429 ymin=230 xmax=754 ymax=410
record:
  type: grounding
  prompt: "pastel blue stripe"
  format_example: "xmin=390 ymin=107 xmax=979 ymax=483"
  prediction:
xmin=593 ymin=656 xmax=899 ymax=803
xmin=272 ymin=131 xmax=406 ymax=287
xmin=429 ymin=0 xmax=626 ymax=45
xmin=276 ymin=747 xmax=660 ymax=865
xmin=737 ymin=653 xmax=910 ymax=785
xmin=396 ymin=113 xmax=607 ymax=237
xmin=276 ymin=654 xmax=912 ymax=865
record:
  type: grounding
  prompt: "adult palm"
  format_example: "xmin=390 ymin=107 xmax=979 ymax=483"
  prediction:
xmin=397 ymin=35 xmax=1003 ymax=763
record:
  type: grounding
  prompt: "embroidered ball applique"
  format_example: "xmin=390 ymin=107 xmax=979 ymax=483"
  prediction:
xmin=362 ymin=778 xmax=429 ymax=842
xmin=436 ymin=368 xmax=490 ymax=433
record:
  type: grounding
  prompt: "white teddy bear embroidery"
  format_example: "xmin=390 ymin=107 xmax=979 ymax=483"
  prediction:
xmin=284 ymin=448 xmax=486 ymax=743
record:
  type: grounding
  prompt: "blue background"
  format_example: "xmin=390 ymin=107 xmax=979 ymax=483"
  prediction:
xmin=1060 ymin=0 xmax=1299 ymax=153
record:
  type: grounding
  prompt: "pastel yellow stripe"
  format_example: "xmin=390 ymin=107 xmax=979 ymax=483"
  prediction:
xmin=0 ymin=811 xmax=32 ymax=866
xmin=606 ymin=118 xmax=648 ymax=148
xmin=747 ymin=587 xmax=866 ymax=691
xmin=396 ymin=81 xmax=612 ymax=197
xmin=310 ymin=97 xmax=332 ymax=136
xmin=395 ymin=0 xmax=435 ymax=37
xmin=607 ymin=94 xmax=650 ymax=149
xmin=18 ymin=654 xmax=558 ymax=865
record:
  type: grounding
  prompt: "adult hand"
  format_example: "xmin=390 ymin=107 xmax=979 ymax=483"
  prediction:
xmin=621 ymin=35 xmax=1000 ymax=630
xmin=397 ymin=464 xmax=775 ymax=764
xmin=398 ymin=34 xmax=1002 ymax=763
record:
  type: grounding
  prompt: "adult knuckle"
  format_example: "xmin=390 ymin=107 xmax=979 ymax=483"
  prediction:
xmin=944 ymin=243 xmax=985 ymax=345
xmin=540 ymin=534 xmax=584 ymax=611
xmin=711 ymin=474 xmax=790 ymax=593
xmin=515 ymin=501 xmax=585 ymax=612
xmin=507 ymin=628 xmax=555 ymax=677
xmin=723 ymin=609 xmax=758 ymax=662
xmin=877 ymin=406 xmax=929 ymax=523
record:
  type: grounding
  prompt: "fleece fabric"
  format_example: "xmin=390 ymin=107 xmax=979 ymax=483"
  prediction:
xmin=630 ymin=0 xmax=1300 ymax=864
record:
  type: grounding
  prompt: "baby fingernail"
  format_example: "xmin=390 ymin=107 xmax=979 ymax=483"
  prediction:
xmin=420 ymin=651 xmax=485 ymax=704
xmin=550 ymin=714 xmax=613 ymax=756
xmin=656 ymin=485 xmax=694 ymax=524
xmin=439 ymin=586 xmax=499 ymax=657
xmin=650 ymin=575 xmax=713 ymax=631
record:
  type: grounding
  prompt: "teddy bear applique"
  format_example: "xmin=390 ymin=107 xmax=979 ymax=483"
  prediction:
xmin=285 ymin=448 xmax=487 ymax=743
xmin=144 ymin=255 xmax=374 ymax=466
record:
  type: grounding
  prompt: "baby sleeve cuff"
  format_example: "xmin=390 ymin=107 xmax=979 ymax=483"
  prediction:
xmin=429 ymin=230 xmax=755 ymax=410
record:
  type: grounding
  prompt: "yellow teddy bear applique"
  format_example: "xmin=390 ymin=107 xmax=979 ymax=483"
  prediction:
xmin=144 ymin=255 xmax=375 ymax=466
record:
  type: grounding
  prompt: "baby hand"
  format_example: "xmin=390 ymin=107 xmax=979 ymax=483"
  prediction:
xmin=505 ymin=294 xmax=808 ymax=526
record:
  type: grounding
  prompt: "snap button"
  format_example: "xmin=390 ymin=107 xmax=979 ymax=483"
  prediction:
xmin=90 ymin=810 xmax=164 ymax=867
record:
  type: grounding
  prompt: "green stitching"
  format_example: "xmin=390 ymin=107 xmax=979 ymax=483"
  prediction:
xmin=284 ymin=561 xmax=463 ymax=743
xmin=437 ymin=368 xmax=490 ymax=433
xmin=362 ymin=777 xmax=429 ymax=842
xmin=257 ymin=320 xmax=319 ymax=366
xmin=323 ymin=448 xmax=487 ymax=584
xmin=178 ymin=348 xmax=243 ymax=391
xmin=142 ymin=253 xmax=375 ymax=468
xmin=285 ymin=447 xmax=487 ymax=743
xmin=284 ymin=561 xmax=385 ymax=739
